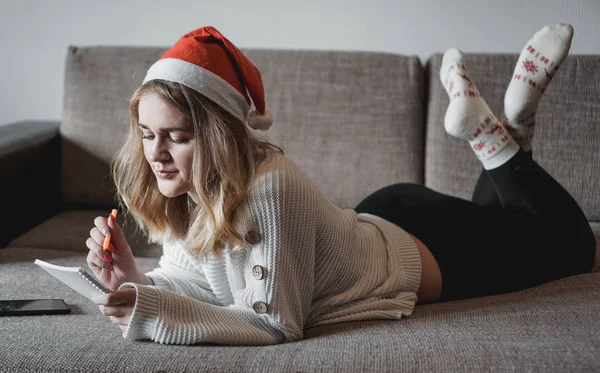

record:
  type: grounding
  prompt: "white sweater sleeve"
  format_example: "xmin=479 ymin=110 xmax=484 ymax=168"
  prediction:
xmin=143 ymin=241 xmax=219 ymax=306
xmin=121 ymin=162 xmax=318 ymax=345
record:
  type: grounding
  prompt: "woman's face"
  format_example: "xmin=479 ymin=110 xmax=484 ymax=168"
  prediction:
xmin=138 ymin=93 xmax=196 ymax=201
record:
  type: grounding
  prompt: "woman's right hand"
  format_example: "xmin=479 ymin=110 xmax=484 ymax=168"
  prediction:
xmin=86 ymin=212 xmax=152 ymax=290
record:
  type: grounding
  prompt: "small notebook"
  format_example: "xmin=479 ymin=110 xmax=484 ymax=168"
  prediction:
xmin=34 ymin=259 xmax=111 ymax=300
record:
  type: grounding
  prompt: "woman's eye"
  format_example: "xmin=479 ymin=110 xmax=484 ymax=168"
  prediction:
xmin=141 ymin=133 xmax=188 ymax=144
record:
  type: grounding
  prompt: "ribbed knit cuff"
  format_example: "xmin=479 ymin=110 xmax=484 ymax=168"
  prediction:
xmin=118 ymin=282 xmax=160 ymax=341
xmin=394 ymin=229 xmax=422 ymax=294
xmin=358 ymin=213 xmax=422 ymax=294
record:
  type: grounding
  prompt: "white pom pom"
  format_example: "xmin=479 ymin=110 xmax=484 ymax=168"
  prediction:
xmin=247 ymin=109 xmax=273 ymax=131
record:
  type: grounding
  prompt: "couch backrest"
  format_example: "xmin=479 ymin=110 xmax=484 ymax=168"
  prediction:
xmin=60 ymin=47 xmax=425 ymax=210
xmin=424 ymin=53 xmax=600 ymax=221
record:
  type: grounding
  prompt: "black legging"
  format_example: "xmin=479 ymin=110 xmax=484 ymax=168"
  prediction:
xmin=354 ymin=150 xmax=596 ymax=302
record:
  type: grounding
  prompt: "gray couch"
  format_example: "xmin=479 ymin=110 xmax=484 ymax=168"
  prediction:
xmin=1 ymin=46 xmax=599 ymax=372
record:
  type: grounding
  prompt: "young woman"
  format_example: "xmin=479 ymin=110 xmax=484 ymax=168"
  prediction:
xmin=86 ymin=24 xmax=595 ymax=345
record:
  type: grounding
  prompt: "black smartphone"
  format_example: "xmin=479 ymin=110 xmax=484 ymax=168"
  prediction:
xmin=0 ymin=299 xmax=71 ymax=316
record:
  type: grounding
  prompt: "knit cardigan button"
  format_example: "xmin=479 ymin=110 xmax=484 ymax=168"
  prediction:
xmin=252 ymin=265 xmax=265 ymax=280
xmin=252 ymin=301 xmax=268 ymax=314
xmin=245 ymin=230 xmax=262 ymax=245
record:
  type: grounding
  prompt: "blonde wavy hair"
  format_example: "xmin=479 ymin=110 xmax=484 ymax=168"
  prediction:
xmin=112 ymin=79 xmax=283 ymax=258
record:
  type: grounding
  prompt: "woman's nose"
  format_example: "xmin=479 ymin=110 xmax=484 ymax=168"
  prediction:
xmin=148 ymin=139 xmax=170 ymax=162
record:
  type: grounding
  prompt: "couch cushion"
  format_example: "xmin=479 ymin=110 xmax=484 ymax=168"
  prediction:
xmin=61 ymin=46 xmax=163 ymax=208
xmin=424 ymin=54 xmax=600 ymax=221
xmin=244 ymin=50 xmax=425 ymax=208
xmin=61 ymin=47 xmax=425 ymax=209
xmin=2 ymin=247 xmax=599 ymax=372
xmin=7 ymin=210 xmax=161 ymax=257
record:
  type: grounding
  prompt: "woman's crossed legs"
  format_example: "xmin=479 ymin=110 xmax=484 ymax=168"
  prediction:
xmin=355 ymin=23 xmax=595 ymax=303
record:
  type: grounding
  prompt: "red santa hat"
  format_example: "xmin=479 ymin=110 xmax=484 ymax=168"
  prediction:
xmin=142 ymin=26 xmax=273 ymax=131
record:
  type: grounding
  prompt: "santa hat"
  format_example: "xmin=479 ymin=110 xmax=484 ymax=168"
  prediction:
xmin=142 ymin=26 xmax=273 ymax=131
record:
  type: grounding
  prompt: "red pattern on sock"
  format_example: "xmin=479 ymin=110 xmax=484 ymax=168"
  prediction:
xmin=526 ymin=44 xmax=553 ymax=66
xmin=468 ymin=115 xmax=512 ymax=159
xmin=473 ymin=141 xmax=485 ymax=151
xmin=514 ymin=45 xmax=563 ymax=94
xmin=512 ymin=74 xmax=548 ymax=94
xmin=523 ymin=59 xmax=538 ymax=73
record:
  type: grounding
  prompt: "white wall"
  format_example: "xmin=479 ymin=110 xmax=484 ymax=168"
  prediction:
xmin=1 ymin=0 xmax=599 ymax=126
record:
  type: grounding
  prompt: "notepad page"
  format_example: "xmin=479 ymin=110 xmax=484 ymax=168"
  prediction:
xmin=34 ymin=259 xmax=110 ymax=300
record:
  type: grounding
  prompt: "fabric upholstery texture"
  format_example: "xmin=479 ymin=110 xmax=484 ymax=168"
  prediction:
xmin=8 ymin=210 xmax=161 ymax=257
xmin=1 ymin=247 xmax=599 ymax=372
xmin=244 ymin=50 xmax=425 ymax=209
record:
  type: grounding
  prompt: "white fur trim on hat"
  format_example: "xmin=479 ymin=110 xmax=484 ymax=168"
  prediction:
xmin=143 ymin=58 xmax=250 ymax=125
xmin=247 ymin=109 xmax=273 ymax=131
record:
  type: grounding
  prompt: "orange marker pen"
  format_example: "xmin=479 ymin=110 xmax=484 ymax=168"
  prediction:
xmin=103 ymin=209 xmax=118 ymax=251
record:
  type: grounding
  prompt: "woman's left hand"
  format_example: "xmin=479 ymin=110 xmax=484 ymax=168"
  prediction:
xmin=92 ymin=288 xmax=137 ymax=331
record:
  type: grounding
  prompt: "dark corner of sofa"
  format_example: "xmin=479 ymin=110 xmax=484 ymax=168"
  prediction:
xmin=0 ymin=120 xmax=62 ymax=247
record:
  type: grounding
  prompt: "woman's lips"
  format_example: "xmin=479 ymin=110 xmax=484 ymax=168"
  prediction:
xmin=157 ymin=170 xmax=177 ymax=179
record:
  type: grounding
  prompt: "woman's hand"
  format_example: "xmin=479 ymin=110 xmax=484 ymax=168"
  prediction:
xmin=93 ymin=288 xmax=137 ymax=331
xmin=86 ymin=212 xmax=152 ymax=290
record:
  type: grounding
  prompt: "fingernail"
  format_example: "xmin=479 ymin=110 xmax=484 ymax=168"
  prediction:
xmin=107 ymin=244 xmax=116 ymax=253
xmin=101 ymin=228 xmax=108 ymax=235
xmin=103 ymin=253 xmax=113 ymax=262
xmin=107 ymin=264 xmax=114 ymax=271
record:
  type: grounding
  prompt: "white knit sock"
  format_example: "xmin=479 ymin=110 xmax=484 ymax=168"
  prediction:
xmin=440 ymin=48 xmax=519 ymax=170
xmin=502 ymin=23 xmax=574 ymax=151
